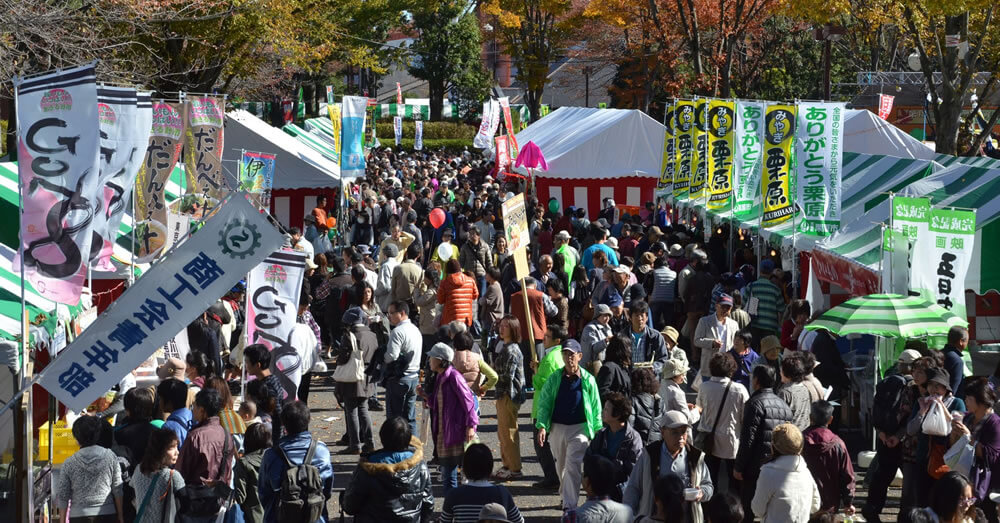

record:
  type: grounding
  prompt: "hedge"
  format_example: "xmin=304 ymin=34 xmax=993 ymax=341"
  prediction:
xmin=379 ymin=138 xmax=472 ymax=153
xmin=374 ymin=121 xmax=476 ymax=140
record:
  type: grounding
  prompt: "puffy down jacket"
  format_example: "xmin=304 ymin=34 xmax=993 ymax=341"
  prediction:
xmin=734 ymin=388 xmax=793 ymax=477
xmin=437 ymin=272 xmax=479 ymax=326
xmin=630 ymin=392 xmax=663 ymax=445
xmin=341 ymin=437 xmax=433 ymax=522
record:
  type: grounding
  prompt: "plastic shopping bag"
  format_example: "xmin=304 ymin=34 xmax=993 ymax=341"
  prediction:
xmin=419 ymin=405 xmax=431 ymax=448
xmin=944 ymin=434 xmax=975 ymax=477
xmin=921 ymin=399 xmax=951 ymax=436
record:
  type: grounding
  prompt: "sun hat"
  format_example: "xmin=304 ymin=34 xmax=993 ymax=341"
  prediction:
xmin=760 ymin=335 xmax=782 ymax=356
xmin=772 ymin=423 xmax=804 ymax=456
xmin=661 ymin=326 xmax=680 ymax=346
xmin=157 ymin=357 xmax=186 ymax=380
xmin=662 ymin=358 xmax=689 ymax=379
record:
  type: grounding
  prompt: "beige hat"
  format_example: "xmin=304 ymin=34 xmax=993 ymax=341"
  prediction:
xmin=606 ymin=237 xmax=619 ymax=250
xmin=659 ymin=410 xmax=690 ymax=429
xmin=157 ymin=357 xmax=186 ymax=380
xmin=760 ymin=335 xmax=782 ymax=356
xmin=772 ymin=423 xmax=804 ymax=456
xmin=660 ymin=326 xmax=680 ymax=346
xmin=897 ymin=349 xmax=922 ymax=365
xmin=662 ymin=358 xmax=689 ymax=379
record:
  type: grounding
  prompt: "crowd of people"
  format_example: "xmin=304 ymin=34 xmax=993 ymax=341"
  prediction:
xmin=47 ymin=147 xmax=1000 ymax=523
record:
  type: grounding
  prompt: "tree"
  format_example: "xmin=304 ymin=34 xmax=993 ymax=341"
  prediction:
xmin=409 ymin=3 xmax=491 ymax=120
xmin=482 ymin=0 xmax=580 ymax=121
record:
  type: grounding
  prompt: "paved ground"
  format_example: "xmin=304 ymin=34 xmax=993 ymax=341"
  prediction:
xmin=306 ymin=372 xmax=901 ymax=522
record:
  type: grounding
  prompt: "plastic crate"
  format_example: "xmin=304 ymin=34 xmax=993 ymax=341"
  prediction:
xmin=37 ymin=420 xmax=81 ymax=465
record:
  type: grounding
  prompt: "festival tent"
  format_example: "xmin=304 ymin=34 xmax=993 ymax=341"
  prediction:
xmin=283 ymin=123 xmax=339 ymax=163
xmin=812 ymin=163 xmax=1000 ymax=341
xmin=513 ymin=107 xmax=665 ymax=218
xmin=842 ymin=109 xmax=936 ymax=161
xmin=933 ymin=153 xmax=1000 ymax=169
xmin=225 ymin=110 xmax=341 ymax=231
xmin=304 ymin=118 xmax=337 ymax=147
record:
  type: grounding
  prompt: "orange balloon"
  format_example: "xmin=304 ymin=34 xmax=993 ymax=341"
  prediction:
xmin=327 ymin=217 xmax=337 ymax=228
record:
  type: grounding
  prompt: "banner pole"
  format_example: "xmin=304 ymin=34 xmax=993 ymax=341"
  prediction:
xmin=520 ymin=278 xmax=537 ymax=363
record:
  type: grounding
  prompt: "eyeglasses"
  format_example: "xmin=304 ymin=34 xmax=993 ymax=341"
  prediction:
xmin=960 ymin=496 xmax=975 ymax=509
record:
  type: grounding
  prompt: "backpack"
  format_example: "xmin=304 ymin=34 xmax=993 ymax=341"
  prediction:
xmin=872 ymin=374 xmax=912 ymax=434
xmin=277 ymin=438 xmax=325 ymax=522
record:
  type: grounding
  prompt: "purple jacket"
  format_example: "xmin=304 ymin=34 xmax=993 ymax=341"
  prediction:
xmin=429 ymin=365 xmax=479 ymax=447
xmin=802 ymin=426 xmax=854 ymax=512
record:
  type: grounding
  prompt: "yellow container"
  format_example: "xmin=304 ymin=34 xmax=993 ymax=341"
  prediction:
xmin=37 ymin=420 xmax=81 ymax=465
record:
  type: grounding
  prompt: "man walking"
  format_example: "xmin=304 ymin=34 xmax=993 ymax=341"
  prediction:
xmin=534 ymin=339 xmax=603 ymax=512
xmin=384 ymin=301 xmax=423 ymax=435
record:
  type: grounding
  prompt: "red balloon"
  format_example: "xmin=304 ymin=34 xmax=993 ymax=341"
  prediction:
xmin=429 ymin=208 xmax=446 ymax=229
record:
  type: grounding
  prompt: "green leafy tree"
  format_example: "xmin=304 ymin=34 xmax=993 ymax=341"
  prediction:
xmin=409 ymin=4 xmax=491 ymax=120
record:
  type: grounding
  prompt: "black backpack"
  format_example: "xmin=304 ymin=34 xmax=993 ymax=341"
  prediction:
xmin=872 ymin=374 xmax=912 ymax=434
xmin=277 ymin=438 xmax=325 ymax=522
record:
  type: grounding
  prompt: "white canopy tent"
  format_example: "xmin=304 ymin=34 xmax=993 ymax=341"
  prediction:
xmin=513 ymin=107 xmax=665 ymax=217
xmin=842 ymin=109 xmax=936 ymax=161
xmin=224 ymin=110 xmax=341 ymax=189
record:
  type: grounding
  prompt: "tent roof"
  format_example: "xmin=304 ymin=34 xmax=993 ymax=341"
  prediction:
xmin=225 ymin=110 xmax=340 ymax=189
xmin=817 ymin=162 xmax=1000 ymax=294
xmin=842 ymin=109 xmax=936 ymax=161
xmin=513 ymin=107 xmax=665 ymax=180
xmin=283 ymin=123 xmax=338 ymax=163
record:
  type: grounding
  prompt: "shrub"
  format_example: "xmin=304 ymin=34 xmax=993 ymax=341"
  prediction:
xmin=374 ymin=121 xmax=476 ymax=140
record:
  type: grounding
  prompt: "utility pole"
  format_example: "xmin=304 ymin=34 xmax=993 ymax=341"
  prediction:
xmin=813 ymin=24 xmax=845 ymax=100
xmin=584 ymin=66 xmax=592 ymax=107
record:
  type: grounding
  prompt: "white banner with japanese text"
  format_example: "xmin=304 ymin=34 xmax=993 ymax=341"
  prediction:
xmin=341 ymin=96 xmax=368 ymax=179
xmin=795 ymin=102 xmax=845 ymax=236
xmin=892 ymin=195 xmax=931 ymax=297
xmin=38 ymin=195 xmax=284 ymax=412
xmin=910 ymin=207 xmax=976 ymax=319
xmin=246 ymin=250 xmax=306 ymax=400
xmin=393 ymin=116 xmax=402 ymax=146
xmin=15 ymin=64 xmax=102 ymax=305
xmin=415 ymin=120 xmax=424 ymax=151
xmin=733 ymin=101 xmax=764 ymax=217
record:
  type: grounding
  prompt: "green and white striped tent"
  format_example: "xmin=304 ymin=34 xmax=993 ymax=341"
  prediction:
xmin=0 ymin=162 xmax=185 ymax=338
xmin=371 ymin=103 xmax=459 ymax=120
xmin=283 ymin=123 xmax=339 ymax=164
xmin=934 ymin=153 xmax=1000 ymax=170
xmin=816 ymin=162 xmax=1000 ymax=295
xmin=304 ymin=118 xmax=337 ymax=147
xmin=676 ymin=152 xmax=943 ymax=251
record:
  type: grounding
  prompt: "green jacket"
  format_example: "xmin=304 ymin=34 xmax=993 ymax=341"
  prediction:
xmin=532 ymin=346 xmax=565 ymax=419
xmin=534 ymin=367 xmax=603 ymax=440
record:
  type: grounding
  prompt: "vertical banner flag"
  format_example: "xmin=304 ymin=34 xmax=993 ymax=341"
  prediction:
xmin=761 ymin=104 xmax=797 ymax=228
xmin=326 ymin=103 xmax=342 ymax=164
xmin=910 ymin=208 xmax=976 ymax=318
xmin=657 ymin=103 xmax=675 ymax=195
xmin=282 ymin=100 xmax=293 ymax=124
xmin=91 ymin=87 xmax=150 ymax=272
xmin=495 ymin=136 xmax=511 ymax=171
xmin=296 ymin=87 xmax=305 ymax=119
xmin=733 ymin=101 xmax=764 ymax=218
xmin=38 ymin=195 xmax=285 ymax=412
xmin=499 ymin=97 xmax=514 ymax=134
xmin=892 ymin=196 xmax=931 ymax=297
xmin=673 ymin=100 xmax=695 ymax=200
xmin=183 ymin=96 xmax=227 ymax=208
xmin=689 ymin=99 xmax=709 ymax=200
xmin=15 ymin=64 xmax=102 ymax=304
xmin=134 ymin=101 xmax=184 ymax=262
xmin=97 ymin=91 xmax=153 ymax=271
xmin=396 ymin=82 xmax=403 ymax=105
xmin=414 ymin=120 xmax=424 ymax=151
xmin=341 ymin=96 xmax=367 ymax=178
xmin=878 ymin=94 xmax=894 ymax=120
xmin=796 ymin=102 xmax=845 ymax=236
xmin=474 ymin=99 xmax=500 ymax=149
xmin=393 ymin=116 xmax=403 ymax=146
xmin=325 ymin=86 xmax=333 ymax=104
xmin=238 ymin=151 xmax=276 ymax=200
xmin=707 ymin=100 xmax=736 ymax=211
xmin=247 ymin=250 xmax=307 ymax=400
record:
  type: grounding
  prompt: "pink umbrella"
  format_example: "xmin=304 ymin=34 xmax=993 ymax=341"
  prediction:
xmin=515 ymin=141 xmax=548 ymax=171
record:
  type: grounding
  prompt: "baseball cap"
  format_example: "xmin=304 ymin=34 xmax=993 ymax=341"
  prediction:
xmin=760 ymin=259 xmax=776 ymax=274
xmin=659 ymin=410 xmax=690 ymax=429
xmin=555 ymin=230 xmax=571 ymax=241
xmin=718 ymin=294 xmax=734 ymax=307
xmin=897 ymin=349 xmax=922 ymax=364
xmin=611 ymin=265 xmax=630 ymax=274
xmin=594 ymin=304 xmax=612 ymax=317
xmin=561 ymin=339 xmax=582 ymax=354
xmin=342 ymin=307 xmax=369 ymax=326
xmin=606 ymin=237 xmax=619 ymax=250
xmin=668 ymin=244 xmax=683 ymax=257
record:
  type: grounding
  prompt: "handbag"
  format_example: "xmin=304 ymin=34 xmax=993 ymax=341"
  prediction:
xmin=133 ymin=473 xmax=162 ymax=523
xmin=177 ymin=427 xmax=233 ymax=517
xmin=694 ymin=381 xmax=731 ymax=455
xmin=332 ymin=332 xmax=365 ymax=383
xmin=921 ymin=398 xmax=951 ymax=436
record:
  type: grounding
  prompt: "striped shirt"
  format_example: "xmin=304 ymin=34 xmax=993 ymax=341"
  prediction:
xmin=743 ymin=279 xmax=784 ymax=334
xmin=440 ymin=481 xmax=524 ymax=523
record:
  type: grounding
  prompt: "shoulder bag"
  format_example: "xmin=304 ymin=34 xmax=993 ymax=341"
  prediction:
xmin=693 ymin=381 xmax=731 ymax=456
xmin=133 ymin=473 xmax=161 ymax=523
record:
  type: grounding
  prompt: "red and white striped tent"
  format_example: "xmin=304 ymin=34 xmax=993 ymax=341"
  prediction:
xmin=513 ymin=107 xmax=665 ymax=218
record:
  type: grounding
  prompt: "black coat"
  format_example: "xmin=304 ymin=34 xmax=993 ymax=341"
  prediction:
xmin=597 ymin=361 xmax=631 ymax=400
xmin=734 ymin=388 xmax=794 ymax=477
xmin=342 ymin=438 xmax=434 ymax=522
xmin=629 ymin=392 xmax=663 ymax=445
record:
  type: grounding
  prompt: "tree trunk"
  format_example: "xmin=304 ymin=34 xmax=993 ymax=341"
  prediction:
xmin=719 ymin=36 xmax=736 ymax=98
xmin=686 ymin=0 xmax=703 ymax=77
xmin=526 ymin=89 xmax=541 ymax=122
xmin=429 ymin=80 xmax=444 ymax=121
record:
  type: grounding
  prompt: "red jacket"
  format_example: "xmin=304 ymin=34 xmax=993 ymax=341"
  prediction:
xmin=802 ymin=426 xmax=855 ymax=512
xmin=438 ymin=272 xmax=479 ymax=326
xmin=511 ymin=287 xmax=547 ymax=342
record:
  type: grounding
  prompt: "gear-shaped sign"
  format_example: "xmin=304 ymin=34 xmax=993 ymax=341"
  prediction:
xmin=218 ymin=219 xmax=261 ymax=259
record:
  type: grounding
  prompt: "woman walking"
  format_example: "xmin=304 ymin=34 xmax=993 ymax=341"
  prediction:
xmin=493 ymin=315 xmax=526 ymax=481
xmin=130 ymin=428 xmax=185 ymax=523
xmin=421 ymin=343 xmax=479 ymax=495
